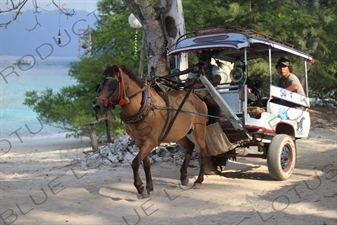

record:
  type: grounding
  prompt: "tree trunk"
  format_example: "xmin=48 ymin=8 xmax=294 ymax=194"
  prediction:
xmin=123 ymin=0 xmax=169 ymax=78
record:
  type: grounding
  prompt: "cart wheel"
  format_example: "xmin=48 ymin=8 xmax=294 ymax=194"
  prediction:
xmin=199 ymin=154 xmax=228 ymax=175
xmin=267 ymin=134 xmax=296 ymax=180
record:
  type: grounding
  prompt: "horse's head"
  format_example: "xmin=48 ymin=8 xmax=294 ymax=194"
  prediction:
xmin=92 ymin=64 xmax=122 ymax=115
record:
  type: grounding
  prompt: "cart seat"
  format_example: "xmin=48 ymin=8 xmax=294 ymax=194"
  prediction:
xmin=247 ymin=106 xmax=265 ymax=118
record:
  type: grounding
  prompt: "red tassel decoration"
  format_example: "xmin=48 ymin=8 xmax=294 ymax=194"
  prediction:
xmin=119 ymin=98 xmax=126 ymax=105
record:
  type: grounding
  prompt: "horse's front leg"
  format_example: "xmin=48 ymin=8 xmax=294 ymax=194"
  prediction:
xmin=131 ymin=155 xmax=147 ymax=197
xmin=132 ymin=144 xmax=154 ymax=198
xmin=143 ymin=156 xmax=153 ymax=193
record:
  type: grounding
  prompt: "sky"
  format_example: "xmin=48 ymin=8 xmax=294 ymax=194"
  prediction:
xmin=0 ymin=0 xmax=100 ymax=13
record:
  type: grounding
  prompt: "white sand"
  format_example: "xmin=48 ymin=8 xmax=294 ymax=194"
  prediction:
xmin=0 ymin=128 xmax=336 ymax=225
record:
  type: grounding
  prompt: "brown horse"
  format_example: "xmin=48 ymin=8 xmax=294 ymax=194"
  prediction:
xmin=93 ymin=64 xmax=209 ymax=198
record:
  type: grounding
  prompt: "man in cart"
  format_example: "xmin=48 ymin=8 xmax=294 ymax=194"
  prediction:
xmin=185 ymin=51 xmax=222 ymax=89
xmin=276 ymin=57 xmax=305 ymax=95
xmin=184 ymin=51 xmax=223 ymax=124
xmin=272 ymin=57 xmax=306 ymax=108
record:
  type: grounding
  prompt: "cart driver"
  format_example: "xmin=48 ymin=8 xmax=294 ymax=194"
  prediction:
xmin=185 ymin=51 xmax=222 ymax=89
xmin=184 ymin=51 xmax=223 ymax=124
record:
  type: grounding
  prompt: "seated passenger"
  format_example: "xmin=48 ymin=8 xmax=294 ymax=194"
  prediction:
xmin=185 ymin=51 xmax=223 ymax=124
xmin=246 ymin=78 xmax=262 ymax=106
xmin=185 ymin=51 xmax=221 ymax=89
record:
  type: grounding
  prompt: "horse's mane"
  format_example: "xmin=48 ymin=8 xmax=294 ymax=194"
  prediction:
xmin=103 ymin=64 xmax=144 ymax=88
xmin=120 ymin=65 xmax=144 ymax=88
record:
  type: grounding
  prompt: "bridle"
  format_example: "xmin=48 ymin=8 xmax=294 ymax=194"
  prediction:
xmin=93 ymin=67 xmax=131 ymax=108
xmin=93 ymin=76 xmax=118 ymax=111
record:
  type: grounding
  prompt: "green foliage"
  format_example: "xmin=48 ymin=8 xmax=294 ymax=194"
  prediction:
xmin=92 ymin=0 xmax=144 ymax=73
xmin=24 ymin=53 xmax=126 ymax=138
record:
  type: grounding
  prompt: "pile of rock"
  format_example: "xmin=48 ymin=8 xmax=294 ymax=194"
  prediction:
xmin=81 ymin=134 xmax=199 ymax=170
xmin=310 ymin=98 xmax=337 ymax=108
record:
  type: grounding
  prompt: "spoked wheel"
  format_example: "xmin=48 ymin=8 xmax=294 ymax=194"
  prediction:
xmin=267 ymin=134 xmax=296 ymax=180
xmin=199 ymin=154 xmax=228 ymax=175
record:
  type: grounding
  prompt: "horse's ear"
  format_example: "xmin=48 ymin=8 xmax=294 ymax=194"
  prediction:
xmin=112 ymin=65 xmax=119 ymax=73
xmin=106 ymin=63 xmax=112 ymax=69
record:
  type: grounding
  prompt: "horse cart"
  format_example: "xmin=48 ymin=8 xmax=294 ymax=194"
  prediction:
xmin=167 ymin=26 xmax=314 ymax=181
xmin=93 ymin=26 xmax=313 ymax=197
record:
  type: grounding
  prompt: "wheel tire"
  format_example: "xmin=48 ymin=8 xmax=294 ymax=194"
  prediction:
xmin=267 ymin=134 xmax=296 ymax=180
xmin=199 ymin=154 xmax=228 ymax=175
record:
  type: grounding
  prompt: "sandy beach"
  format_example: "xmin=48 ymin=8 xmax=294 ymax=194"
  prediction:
xmin=0 ymin=107 xmax=336 ymax=225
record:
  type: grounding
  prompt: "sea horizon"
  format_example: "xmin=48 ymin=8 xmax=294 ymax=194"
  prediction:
xmin=1 ymin=55 xmax=80 ymax=142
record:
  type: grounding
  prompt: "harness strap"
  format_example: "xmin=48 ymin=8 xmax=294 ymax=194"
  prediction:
xmin=155 ymin=81 xmax=171 ymax=142
xmin=158 ymin=76 xmax=200 ymax=142
xmin=157 ymin=68 xmax=191 ymax=80
xmin=131 ymin=78 xmax=156 ymax=98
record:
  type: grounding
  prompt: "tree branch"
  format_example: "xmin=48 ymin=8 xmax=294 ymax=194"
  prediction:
xmin=50 ymin=0 xmax=75 ymax=16
xmin=0 ymin=0 xmax=76 ymax=28
xmin=0 ymin=0 xmax=29 ymax=28
xmin=25 ymin=14 xmax=42 ymax=31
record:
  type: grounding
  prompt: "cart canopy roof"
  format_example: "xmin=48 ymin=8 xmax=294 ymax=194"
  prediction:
xmin=167 ymin=27 xmax=313 ymax=63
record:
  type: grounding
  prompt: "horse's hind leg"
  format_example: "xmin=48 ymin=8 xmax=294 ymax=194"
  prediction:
xmin=143 ymin=156 xmax=153 ymax=193
xmin=177 ymin=137 xmax=195 ymax=186
xmin=193 ymin=127 xmax=207 ymax=189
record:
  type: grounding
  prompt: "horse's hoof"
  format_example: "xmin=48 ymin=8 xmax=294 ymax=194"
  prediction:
xmin=139 ymin=189 xmax=150 ymax=199
xmin=181 ymin=177 xmax=189 ymax=186
xmin=193 ymin=182 xmax=202 ymax=189
xmin=146 ymin=184 xmax=153 ymax=193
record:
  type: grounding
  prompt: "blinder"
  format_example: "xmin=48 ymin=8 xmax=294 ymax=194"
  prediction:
xmin=92 ymin=74 xmax=120 ymax=106
xmin=109 ymin=79 xmax=119 ymax=91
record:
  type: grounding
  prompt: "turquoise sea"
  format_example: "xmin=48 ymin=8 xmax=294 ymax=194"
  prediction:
xmin=0 ymin=56 xmax=79 ymax=141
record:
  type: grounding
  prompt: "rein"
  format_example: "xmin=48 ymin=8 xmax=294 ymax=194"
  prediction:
xmin=158 ymin=76 xmax=199 ymax=142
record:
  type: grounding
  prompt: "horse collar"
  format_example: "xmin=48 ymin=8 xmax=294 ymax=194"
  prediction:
xmin=120 ymin=89 xmax=151 ymax=124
